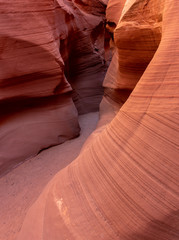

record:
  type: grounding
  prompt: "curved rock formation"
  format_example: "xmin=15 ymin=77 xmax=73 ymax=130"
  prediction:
xmin=18 ymin=0 xmax=179 ymax=239
xmin=104 ymin=0 xmax=162 ymax=109
xmin=0 ymin=0 xmax=107 ymax=174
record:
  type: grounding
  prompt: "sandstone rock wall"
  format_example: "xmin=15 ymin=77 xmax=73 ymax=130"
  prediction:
xmin=104 ymin=0 xmax=163 ymax=109
xmin=17 ymin=0 xmax=179 ymax=239
xmin=0 ymin=0 xmax=108 ymax=174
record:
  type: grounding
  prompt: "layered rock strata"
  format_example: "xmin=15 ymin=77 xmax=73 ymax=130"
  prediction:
xmin=18 ymin=0 xmax=179 ymax=239
xmin=0 ymin=0 xmax=107 ymax=174
xmin=104 ymin=0 xmax=162 ymax=110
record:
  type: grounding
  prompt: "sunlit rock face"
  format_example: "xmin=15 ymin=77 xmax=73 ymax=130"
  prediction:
xmin=0 ymin=0 xmax=108 ymax=174
xmin=104 ymin=0 xmax=163 ymax=109
xmin=17 ymin=0 xmax=179 ymax=239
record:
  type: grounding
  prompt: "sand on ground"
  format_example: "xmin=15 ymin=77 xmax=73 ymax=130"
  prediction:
xmin=0 ymin=112 xmax=99 ymax=240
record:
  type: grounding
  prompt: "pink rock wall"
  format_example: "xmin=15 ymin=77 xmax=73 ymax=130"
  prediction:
xmin=17 ymin=0 xmax=179 ymax=239
xmin=0 ymin=0 xmax=107 ymax=174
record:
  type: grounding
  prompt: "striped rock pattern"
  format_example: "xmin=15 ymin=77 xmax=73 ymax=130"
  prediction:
xmin=0 ymin=0 xmax=107 ymax=174
xmin=18 ymin=0 xmax=179 ymax=239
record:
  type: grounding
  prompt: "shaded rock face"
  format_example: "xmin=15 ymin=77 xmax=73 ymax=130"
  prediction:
xmin=55 ymin=0 xmax=109 ymax=113
xmin=17 ymin=0 xmax=179 ymax=239
xmin=0 ymin=0 xmax=108 ymax=174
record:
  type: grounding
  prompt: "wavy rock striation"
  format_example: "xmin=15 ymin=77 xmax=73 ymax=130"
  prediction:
xmin=18 ymin=0 xmax=179 ymax=239
xmin=0 ymin=0 xmax=107 ymax=174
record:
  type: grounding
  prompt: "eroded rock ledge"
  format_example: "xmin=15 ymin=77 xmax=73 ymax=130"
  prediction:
xmin=0 ymin=0 xmax=108 ymax=174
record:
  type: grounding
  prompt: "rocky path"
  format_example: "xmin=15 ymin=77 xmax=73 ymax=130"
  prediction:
xmin=0 ymin=112 xmax=99 ymax=240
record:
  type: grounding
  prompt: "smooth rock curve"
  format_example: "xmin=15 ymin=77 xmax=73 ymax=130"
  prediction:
xmin=17 ymin=0 xmax=179 ymax=239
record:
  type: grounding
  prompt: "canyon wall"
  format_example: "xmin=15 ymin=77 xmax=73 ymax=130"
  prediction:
xmin=17 ymin=0 xmax=179 ymax=239
xmin=0 ymin=0 xmax=107 ymax=174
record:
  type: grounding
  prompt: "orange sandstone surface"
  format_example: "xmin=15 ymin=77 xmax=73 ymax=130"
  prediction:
xmin=0 ymin=0 xmax=108 ymax=175
xmin=16 ymin=0 xmax=179 ymax=240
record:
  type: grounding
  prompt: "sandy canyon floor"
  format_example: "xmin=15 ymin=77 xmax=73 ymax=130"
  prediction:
xmin=0 ymin=112 xmax=99 ymax=240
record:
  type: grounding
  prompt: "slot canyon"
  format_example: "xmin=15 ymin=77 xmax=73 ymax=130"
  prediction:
xmin=0 ymin=0 xmax=178 ymax=240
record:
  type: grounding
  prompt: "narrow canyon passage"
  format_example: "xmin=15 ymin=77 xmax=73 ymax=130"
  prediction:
xmin=0 ymin=0 xmax=178 ymax=239
xmin=0 ymin=112 xmax=99 ymax=240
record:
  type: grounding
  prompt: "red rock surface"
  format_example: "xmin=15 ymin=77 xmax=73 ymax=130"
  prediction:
xmin=106 ymin=0 xmax=126 ymax=25
xmin=16 ymin=0 xmax=179 ymax=239
xmin=0 ymin=0 xmax=107 ymax=174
